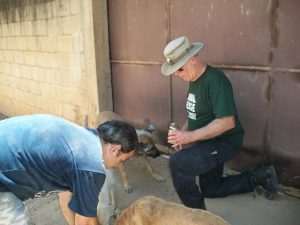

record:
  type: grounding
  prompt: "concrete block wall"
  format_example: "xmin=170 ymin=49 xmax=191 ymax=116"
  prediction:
xmin=0 ymin=0 xmax=101 ymax=126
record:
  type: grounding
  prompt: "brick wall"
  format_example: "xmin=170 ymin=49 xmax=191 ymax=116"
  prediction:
xmin=0 ymin=0 xmax=104 ymax=126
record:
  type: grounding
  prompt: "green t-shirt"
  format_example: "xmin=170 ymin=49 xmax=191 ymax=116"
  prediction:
xmin=186 ymin=65 xmax=244 ymax=148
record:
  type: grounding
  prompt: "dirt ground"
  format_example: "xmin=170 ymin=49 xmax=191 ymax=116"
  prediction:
xmin=26 ymin=152 xmax=300 ymax=225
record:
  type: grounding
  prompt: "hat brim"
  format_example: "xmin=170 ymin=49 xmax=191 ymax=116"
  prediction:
xmin=161 ymin=42 xmax=204 ymax=76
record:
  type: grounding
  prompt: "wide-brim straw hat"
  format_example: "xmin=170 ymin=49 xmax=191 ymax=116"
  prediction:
xmin=161 ymin=36 xmax=204 ymax=76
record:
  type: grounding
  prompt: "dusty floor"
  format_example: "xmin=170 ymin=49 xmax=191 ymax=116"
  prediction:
xmin=25 ymin=155 xmax=300 ymax=225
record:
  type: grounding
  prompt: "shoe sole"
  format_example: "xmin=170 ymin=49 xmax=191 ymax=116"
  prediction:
xmin=263 ymin=165 xmax=278 ymax=200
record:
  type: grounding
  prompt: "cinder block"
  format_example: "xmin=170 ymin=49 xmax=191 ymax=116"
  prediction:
xmin=62 ymin=103 xmax=76 ymax=121
xmin=41 ymin=52 xmax=51 ymax=68
xmin=33 ymin=20 xmax=46 ymax=36
xmin=47 ymin=18 xmax=63 ymax=36
xmin=23 ymin=6 xmax=34 ymax=21
xmin=68 ymin=53 xmax=82 ymax=72
xmin=40 ymin=83 xmax=56 ymax=98
xmin=34 ymin=52 xmax=49 ymax=67
xmin=16 ymin=37 xmax=27 ymax=51
xmin=58 ymin=70 xmax=77 ymax=87
xmin=1 ymin=85 xmax=14 ymax=98
xmin=14 ymin=22 xmax=21 ymax=36
xmin=1 ymin=24 xmax=9 ymax=36
xmin=31 ymin=67 xmax=44 ymax=82
xmin=11 ymin=65 xmax=21 ymax=77
xmin=51 ymin=0 xmax=58 ymax=18
xmin=63 ymin=15 xmax=81 ymax=35
xmin=20 ymin=65 xmax=32 ymax=79
xmin=28 ymin=93 xmax=42 ymax=108
xmin=14 ymin=89 xmax=29 ymax=103
xmin=15 ymin=101 xmax=38 ymax=116
xmin=70 ymin=0 xmax=81 ymax=15
xmin=7 ymin=24 xmax=15 ymax=36
xmin=0 ymin=73 xmax=9 ymax=86
xmin=30 ymin=80 xmax=41 ymax=95
xmin=57 ymin=36 xmax=73 ymax=52
xmin=36 ymin=3 xmax=47 ymax=20
xmin=56 ymin=53 xmax=69 ymax=69
xmin=48 ymin=53 xmax=60 ymax=69
xmin=18 ymin=78 xmax=31 ymax=92
xmin=40 ymin=36 xmax=56 ymax=52
xmin=0 ymin=94 xmax=13 ymax=111
xmin=8 ymin=76 xmax=17 ymax=89
xmin=24 ymin=52 xmax=36 ymax=66
xmin=58 ymin=86 xmax=76 ymax=103
xmin=7 ymin=38 xmax=16 ymax=50
xmin=15 ymin=51 xmax=24 ymax=64
xmin=3 ymin=62 xmax=12 ymax=75
xmin=5 ymin=50 xmax=14 ymax=62
xmin=73 ymin=93 xmax=90 ymax=109
xmin=41 ymin=97 xmax=63 ymax=116
xmin=44 ymin=68 xmax=59 ymax=84
xmin=27 ymin=37 xmax=38 ymax=51
xmin=55 ymin=0 xmax=70 ymax=17
xmin=72 ymin=33 xmax=84 ymax=53
xmin=0 ymin=37 xmax=7 ymax=50
xmin=45 ymin=1 xmax=53 ymax=19
xmin=22 ymin=21 xmax=33 ymax=36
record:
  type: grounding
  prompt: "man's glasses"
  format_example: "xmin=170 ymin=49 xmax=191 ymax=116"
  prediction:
xmin=177 ymin=67 xmax=183 ymax=72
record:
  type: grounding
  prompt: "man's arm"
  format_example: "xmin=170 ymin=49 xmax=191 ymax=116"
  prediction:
xmin=59 ymin=191 xmax=75 ymax=225
xmin=168 ymin=116 xmax=235 ymax=147
xmin=58 ymin=191 xmax=99 ymax=225
xmin=75 ymin=214 xmax=98 ymax=225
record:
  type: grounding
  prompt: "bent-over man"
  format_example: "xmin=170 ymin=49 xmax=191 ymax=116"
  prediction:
xmin=0 ymin=114 xmax=138 ymax=225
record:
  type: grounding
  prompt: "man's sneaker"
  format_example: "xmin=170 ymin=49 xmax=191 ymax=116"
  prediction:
xmin=252 ymin=165 xmax=278 ymax=200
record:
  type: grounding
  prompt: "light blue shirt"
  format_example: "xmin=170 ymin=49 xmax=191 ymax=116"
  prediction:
xmin=0 ymin=114 xmax=106 ymax=217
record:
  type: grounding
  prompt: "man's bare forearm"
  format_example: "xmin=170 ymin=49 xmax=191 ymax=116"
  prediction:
xmin=58 ymin=191 xmax=75 ymax=225
xmin=191 ymin=116 xmax=235 ymax=142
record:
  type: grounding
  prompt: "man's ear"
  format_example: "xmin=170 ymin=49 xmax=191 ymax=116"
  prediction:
xmin=191 ymin=56 xmax=197 ymax=64
xmin=110 ymin=144 xmax=122 ymax=155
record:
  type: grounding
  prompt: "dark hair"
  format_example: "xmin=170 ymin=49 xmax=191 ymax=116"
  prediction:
xmin=97 ymin=120 xmax=138 ymax=153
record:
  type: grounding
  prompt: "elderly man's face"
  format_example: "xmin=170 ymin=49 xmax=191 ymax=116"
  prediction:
xmin=174 ymin=57 xmax=197 ymax=81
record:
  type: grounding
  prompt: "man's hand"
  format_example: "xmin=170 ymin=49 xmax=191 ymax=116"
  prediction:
xmin=58 ymin=191 xmax=99 ymax=225
xmin=168 ymin=130 xmax=191 ymax=150
xmin=167 ymin=120 xmax=190 ymax=150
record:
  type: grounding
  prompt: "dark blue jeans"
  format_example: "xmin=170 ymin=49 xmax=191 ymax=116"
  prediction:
xmin=169 ymin=139 xmax=255 ymax=209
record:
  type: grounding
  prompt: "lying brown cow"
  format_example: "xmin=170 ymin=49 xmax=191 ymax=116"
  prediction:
xmin=115 ymin=195 xmax=230 ymax=225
